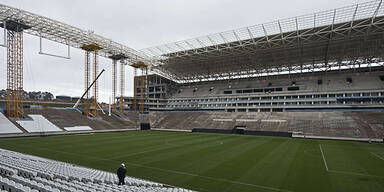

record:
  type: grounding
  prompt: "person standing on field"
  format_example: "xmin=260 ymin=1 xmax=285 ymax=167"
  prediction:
xmin=117 ymin=163 xmax=127 ymax=185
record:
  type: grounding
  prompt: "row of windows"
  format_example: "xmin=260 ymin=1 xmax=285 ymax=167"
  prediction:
xmin=225 ymin=86 xmax=299 ymax=94
xmin=168 ymin=92 xmax=384 ymax=103
xmin=164 ymin=100 xmax=383 ymax=108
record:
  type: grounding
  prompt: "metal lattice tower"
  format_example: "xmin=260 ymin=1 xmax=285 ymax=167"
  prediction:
xmin=133 ymin=68 xmax=138 ymax=112
xmin=139 ymin=68 xmax=148 ymax=113
xmin=109 ymin=54 xmax=128 ymax=117
xmin=112 ymin=59 xmax=117 ymax=112
xmin=6 ymin=30 xmax=23 ymax=118
xmin=93 ymin=50 xmax=99 ymax=117
xmin=131 ymin=61 xmax=148 ymax=114
xmin=84 ymin=51 xmax=91 ymax=116
xmin=119 ymin=60 xmax=125 ymax=116
xmin=0 ymin=3 xmax=150 ymax=117
xmin=81 ymin=43 xmax=103 ymax=117
xmin=2 ymin=20 xmax=30 ymax=119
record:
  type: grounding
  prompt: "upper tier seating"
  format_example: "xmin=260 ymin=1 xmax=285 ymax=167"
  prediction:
xmin=170 ymin=71 xmax=384 ymax=98
xmin=0 ymin=148 xmax=192 ymax=192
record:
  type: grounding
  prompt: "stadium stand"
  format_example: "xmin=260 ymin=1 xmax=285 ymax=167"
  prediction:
xmin=16 ymin=115 xmax=63 ymax=133
xmin=148 ymin=111 xmax=384 ymax=140
xmin=120 ymin=69 xmax=384 ymax=113
xmin=24 ymin=108 xmax=138 ymax=130
xmin=0 ymin=113 xmax=22 ymax=134
xmin=161 ymin=70 xmax=384 ymax=112
xmin=0 ymin=148 xmax=192 ymax=192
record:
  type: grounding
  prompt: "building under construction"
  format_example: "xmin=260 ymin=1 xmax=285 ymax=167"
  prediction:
xmin=0 ymin=1 xmax=383 ymax=141
xmin=117 ymin=0 xmax=384 ymax=114
xmin=0 ymin=2 xmax=384 ymax=192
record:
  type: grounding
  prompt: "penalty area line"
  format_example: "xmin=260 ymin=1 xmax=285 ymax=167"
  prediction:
xmin=318 ymin=145 xmax=383 ymax=178
xmin=319 ymin=144 xmax=329 ymax=171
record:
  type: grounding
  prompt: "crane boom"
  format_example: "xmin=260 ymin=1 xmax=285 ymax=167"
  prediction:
xmin=73 ymin=69 xmax=105 ymax=109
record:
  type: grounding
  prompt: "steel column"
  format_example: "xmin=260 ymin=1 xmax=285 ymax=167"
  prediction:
xmin=119 ymin=60 xmax=125 ymax=116
xmin=6 ymin=30 xmax=23 ymax=119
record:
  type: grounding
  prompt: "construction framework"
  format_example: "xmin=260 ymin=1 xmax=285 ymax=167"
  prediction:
xmin=0 ymin=3 xmax=149 ymax=62
xmin=109 ymin=54 xmax=128 ymax=116
xmin=0 ymin=3 xmax=150 ymax=118
xmin=81 ymin=43 xmax=103 ymax=118
xmin=2 ymin=21 xmax=29 ymax=118
xmin=142 ymin=0 xmax=384 ymax=83
xmin=112 ymin=59 xmax=117 ymax=112
xmin=84 ymin=51 xmax=91 ymax=116
xmin=131 ymin=61 xmax=148 ymax=114
xmin=120 ymin=60 xmax=125 ymax=116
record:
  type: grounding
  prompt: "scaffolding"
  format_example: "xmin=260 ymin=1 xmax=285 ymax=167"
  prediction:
xmin=112 ymin=59 xmax=117 ymax=112
xmin=84 ymin=51 xmax=90 ymax=116
xmin=81 ymin=43 xmax=103 ymax=117
xmin=131 ymin=61 xmax=148 ymax=114
xmin=0 ymin=3 xmax=151 ymax=120
xmin=109 ymin=54 xmax=128 ymax=117
xmin=119 ymin=60 xmax=125 ymax=116
xmin=1 ymin=20 xmax=30 ymax=119
xmin=133 ymin=68 xmax=138 ymax=112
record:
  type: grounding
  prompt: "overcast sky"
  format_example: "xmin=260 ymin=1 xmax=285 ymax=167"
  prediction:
xmin=0 ymin=0 xmax=364 ymax=103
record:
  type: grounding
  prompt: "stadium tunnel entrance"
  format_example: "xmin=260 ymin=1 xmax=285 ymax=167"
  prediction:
xmin=232 ymin=126 xmax=245 ymax=134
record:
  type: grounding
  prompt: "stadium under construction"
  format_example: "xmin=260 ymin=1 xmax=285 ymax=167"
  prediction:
xmin=0 ymin=1 xmax=384 ymax=192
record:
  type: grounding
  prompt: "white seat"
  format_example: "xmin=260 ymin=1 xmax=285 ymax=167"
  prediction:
xmin=0 ymin=148 xmax=194 ymax=192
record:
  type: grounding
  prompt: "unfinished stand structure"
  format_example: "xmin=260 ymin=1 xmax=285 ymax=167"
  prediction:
xmin=0 ymin=20 xmax=30 ymax=119
xmin=109 ymin=54 xmax=128 ymax=117
xmin=131 ymin=61 xmax=148 ymax=114
xmin=81 ymin=43 xmax=103 ymax=118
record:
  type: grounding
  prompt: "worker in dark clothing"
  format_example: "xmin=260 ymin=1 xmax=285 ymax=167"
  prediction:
xmin=117 ymin=163 xmax=127 ymax=185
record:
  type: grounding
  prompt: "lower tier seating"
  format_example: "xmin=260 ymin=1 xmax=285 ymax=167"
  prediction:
xmin=148 ymin=112 xmax=384 ymax=139
xmin=0 ymin=148 xmax=192 ymax=192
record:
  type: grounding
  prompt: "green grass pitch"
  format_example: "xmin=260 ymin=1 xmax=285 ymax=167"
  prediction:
xmin=0 ymin=131 xmax=383 ymax=192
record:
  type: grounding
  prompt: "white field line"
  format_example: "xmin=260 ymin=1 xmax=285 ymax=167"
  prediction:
xmin=319 ymin=145 xmax=383 ymax=178
xmin=371 ymin=152 xmax=384 ymax=161
xmin=2 ymin=142 xmax=292 ymax=192
xmin=128 ymin=164 xmax=293 ymax=192
xmin=319 ymin=144 xmax=329 ymax=171
xmin=328 ymin=170 xmax=384 ymax=178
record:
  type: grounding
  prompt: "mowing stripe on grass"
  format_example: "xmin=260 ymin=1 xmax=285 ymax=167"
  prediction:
xmin=319 ymin=144 xmax=329 ymax=171
xmin=124 ymin=164 xmax=293 ymax=192
xmin=0 ymin=139 xmax=292 ymax=192
xmin=370 ymin=152 xmax=384 ymax=161
xmin=107 ymin=134 xmax=225 ymax=160
xmin=318 ymin=145 xmax=383 ymax=178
